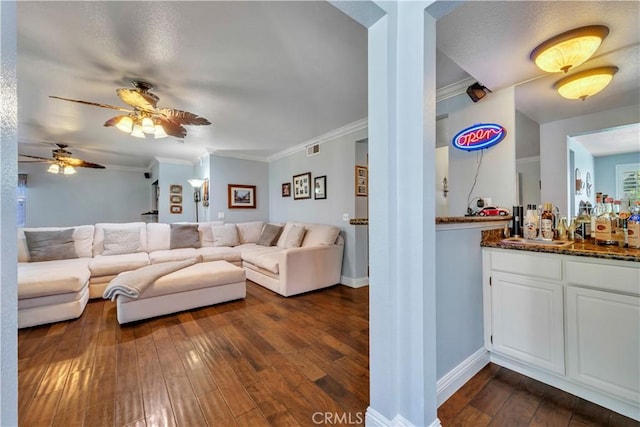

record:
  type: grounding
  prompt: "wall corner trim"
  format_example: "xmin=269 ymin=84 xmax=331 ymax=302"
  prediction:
xmin=340 ymin=276 xmax=369 ymax=288
xmin=366 ymin=407 xmax=442 ymax=427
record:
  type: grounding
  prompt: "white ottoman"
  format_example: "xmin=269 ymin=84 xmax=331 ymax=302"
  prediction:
xmin=116 ymin=260 xmax=246 ymax=324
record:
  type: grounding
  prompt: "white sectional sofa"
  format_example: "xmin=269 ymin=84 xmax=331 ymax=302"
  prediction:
xmin=17 ymin=220 xmax=344 ymax=328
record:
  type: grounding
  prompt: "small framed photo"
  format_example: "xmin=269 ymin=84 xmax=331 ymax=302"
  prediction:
xmin=293 ymin=172 xmax=311 ymax=200
xmin=202 ymin=178 xmax=210 ymax=207
xmin=170 ymin=205 xmax=182 ymax=214
xmin=170 ymin=184 xmax=182 ymax=194
xmin=355 ymin=165 xmax=368 ymax=197
xmin=228 ymin=184 xmax=256 ymax=209
xmin=314 ymin=175 xmax=327 ymax=200
xmin=170 ymin=194 xmax=182 ymax=204
xmin=282 ymin=182 xmax=291 ymax=197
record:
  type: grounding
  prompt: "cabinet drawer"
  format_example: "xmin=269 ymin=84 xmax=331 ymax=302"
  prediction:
xmin=566 ymin=261 xmax=640 ymax=295
xmin=490 ymin=250 xmax=562 ymax=281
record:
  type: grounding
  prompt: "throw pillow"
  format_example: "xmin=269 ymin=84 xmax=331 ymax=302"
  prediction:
xmin=281 ymin=224 xmax=306 ymax=249
xmin=24 ymin=228 xmax=78 ymax=262
xmin=256 ymin=224 xmax=283 ymax=246
xmin=212 ymin=224 xmax=240 ymax=247
xmin=170 ymin=224 xmax=201 ymax=249
xmin=103 ymin=228 xmax=142 ymax=256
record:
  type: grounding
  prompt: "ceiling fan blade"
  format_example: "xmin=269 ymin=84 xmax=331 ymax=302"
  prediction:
xmin=156 ymin=116 xmax=188 ymax=139
xmin=158 ymin=108 xmax=211 ymax=126
xmin=19 ymin=159 xmax=54 ymax=164
xmin=103 ymin=115 xmax=128 ymax=128
xmin=117 ymin=88 xmax=157 ymax=112
xmin=49 ymin=96 xmax=133 ymax=113
xmin=19 ymin=154 xmax=55 ymax=162
xmin=57 ymin=156 xmax=106 ymax=169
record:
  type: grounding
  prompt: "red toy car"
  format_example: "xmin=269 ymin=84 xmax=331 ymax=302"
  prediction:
xmin=477 ymin=206 xmax=510 ymax=216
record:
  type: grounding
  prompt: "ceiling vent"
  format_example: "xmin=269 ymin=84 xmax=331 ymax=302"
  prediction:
xmin=306 ymin=144 xmax=320 ymax=157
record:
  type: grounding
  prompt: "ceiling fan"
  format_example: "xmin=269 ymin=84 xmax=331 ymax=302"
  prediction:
xmin=50 ymin=80 xmax=211 ymax=139
xmin=19 ymin=143 xmax=105 ymax=175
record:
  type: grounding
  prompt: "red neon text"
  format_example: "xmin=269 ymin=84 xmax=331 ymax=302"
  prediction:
xmin=456 ymin=127 xmax=502 ymax=146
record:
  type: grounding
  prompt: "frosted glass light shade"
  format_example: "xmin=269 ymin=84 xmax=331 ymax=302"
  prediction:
xmin=554 ymin=66 xmax=618 ymax=100
xmin=188 ymin=179 xmax=205 ymax=188
xmin=130 ymin=125 xmax=146 ymax=138
xmin=530 ymin=25 xmax=609 ymax=73
xmin=47 ymin=163 xmax=60 ymax=174
xmin=63 ymin=166 xmax=76 ymax=175
xmin=141 ymin=117 xmax=155 ymax=133
xmin=154 ymin=124 xmax=168 ymax=139
xmin=116 ymin=116 xmax=134 ymax=133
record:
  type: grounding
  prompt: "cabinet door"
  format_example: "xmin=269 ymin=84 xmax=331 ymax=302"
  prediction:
xmin=567 ymin=286 xmax=640 ymax=403
xmin=491 ymin=273 xmax=565 ymax=374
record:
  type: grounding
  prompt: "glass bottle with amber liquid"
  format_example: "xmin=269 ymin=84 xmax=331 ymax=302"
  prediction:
xmin=540 ymin=202 xmax=555 ymax=240
xmin=595 ymin=197 xmax=617 ymax=245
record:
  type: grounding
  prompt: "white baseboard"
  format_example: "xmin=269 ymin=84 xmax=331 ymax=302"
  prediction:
xmin=340 ymin=276 xmax=369 ymax=288
xmin=437 ymin=348 xmax=490 ymax=406
xmin=365 ymin=407 xmax=441 ymax=427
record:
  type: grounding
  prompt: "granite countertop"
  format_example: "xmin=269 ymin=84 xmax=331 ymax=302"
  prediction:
xmin=436 ymin=216 xmax=512 ymax=224
xmin=481 ymin=229 xmax=640 ymax=262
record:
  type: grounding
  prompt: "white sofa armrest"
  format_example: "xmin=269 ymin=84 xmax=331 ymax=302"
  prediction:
xmin=278 ymin=244 xmax=344 ymax=296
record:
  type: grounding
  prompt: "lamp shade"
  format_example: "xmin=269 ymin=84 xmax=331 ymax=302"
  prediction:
xmin=47 ymin=163 xmax=60 ymax=174
xmin=188 ymin=179 xmax=205 ymax=188
xmin=130 ymin=125 xmax=146 ymax=138
xmin=154 ymin=124 xmax=168 ymax=139
xmin=63 ymin=166 xmax=76 ymax=175
xmin=530 ymin=25 xmax=609 ymax=73
xmin=554 ymin=66 xmax=618 ymax=100
xmin=141 ymin=117 xmax=155 ymax=133
xmin=115 ymin=116 xmax=134 ymax=133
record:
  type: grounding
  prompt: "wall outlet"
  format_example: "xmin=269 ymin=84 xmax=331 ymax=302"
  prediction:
xmin=218 ymin=212 xmax=225 ymax=219
xmin=343 ymin=213 xmax=350 ymax=221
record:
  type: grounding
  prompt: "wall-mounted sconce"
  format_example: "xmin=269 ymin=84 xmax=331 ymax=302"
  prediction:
xmin=443 ymin=176 xmax=449 ymax=198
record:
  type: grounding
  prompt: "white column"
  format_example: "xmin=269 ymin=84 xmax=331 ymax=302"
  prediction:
xmin=0 ymin=1 xmax=19 ymax=425
xmin=366 ymin=2 xmax=438 ymax=425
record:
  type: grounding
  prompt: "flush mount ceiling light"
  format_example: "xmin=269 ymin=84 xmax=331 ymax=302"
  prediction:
xmin=530 ymin=25 xmax=609 ymax=73
xmin=554 ymin=66 xmax=618 ymax=101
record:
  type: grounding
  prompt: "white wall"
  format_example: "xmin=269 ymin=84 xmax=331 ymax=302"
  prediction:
xmin=193 ymin=154 xmax=211 ymax=222
xmin=447 ymin=86 xmax=517 ymax=215
xmin=210 ymin=155 xmax=269 ymax=223
xmin=516 ymin=157 xmax=541 ymax=207
xmin=515 ymin=110 xmax=540 ymax=159
xmin=568 ymin=138 xmax=595 ymax=218
xmin=269 ymin=128 xmax=367 ymax=282
xmin=19 ymin=164 xmax=150 ymax=227
xmin=540 ymin=104 xmax=640 ymax=216
xmin=354 ymin=140 xmax=369 ymax=281
xmin=435 ymin=146 xmax=449 ymax=216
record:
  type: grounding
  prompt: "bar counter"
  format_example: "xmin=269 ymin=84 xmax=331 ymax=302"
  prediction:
xmin=481 ymin=228 xmax=640 ymax=263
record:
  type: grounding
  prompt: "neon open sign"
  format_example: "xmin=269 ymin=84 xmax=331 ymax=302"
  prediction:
xmin=452 ymin=123 xmax=506 ymax=151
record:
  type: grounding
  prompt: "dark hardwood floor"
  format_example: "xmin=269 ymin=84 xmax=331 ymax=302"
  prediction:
xmin=18 ymin=281 xmax=639 ymax=427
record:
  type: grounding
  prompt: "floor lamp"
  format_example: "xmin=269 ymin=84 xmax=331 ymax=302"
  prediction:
xmin=187 ymin=179 xmax=205 ymax=222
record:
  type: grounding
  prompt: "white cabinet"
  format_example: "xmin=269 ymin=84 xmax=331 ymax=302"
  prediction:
xmin=491 ymin=273 xmax=564 ymax=374
xmin=483 ymin=248 xmax=640 ymax=421
xmin=566 ymin=286 xmax=640 ymax=404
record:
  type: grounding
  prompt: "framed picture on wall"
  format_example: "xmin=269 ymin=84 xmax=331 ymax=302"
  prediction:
xmin=293 ymin=172 xmax=311 ymax=200
xmin=170 ymin=184 xmax=182 ymax=194
xmin=170 ymin=205 xmax=182 ymax=214
xmin=228 ymin=184 xmax=256 ymax=209
xmin=202 ymin=178 xmax=210 ymax=207
xmin=355 ymin=165 xmax=368 ymax=197
xmin=282 ymin=182 xmax=291 ymax=197
xmin=314 ymin=175 xmax=327 ymax=200
xmin=170 ymin=194 xmax=182 ymax=204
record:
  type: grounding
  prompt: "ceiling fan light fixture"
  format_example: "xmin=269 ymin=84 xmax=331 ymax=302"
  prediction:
xmin=141 ymin=117 xmax=155 ymax=133
xmin=154 ymin=124 xmax=168 ymax=139
xmin=554 ymin=66 xmax=618 ymax=100
xmin=530 ymin=25 xmax=609 ymax=73
xmin=63 ymin=165 xmax=76 ymax=175
xmin=130 ymin=125 xmax=146 ymax=138
xmin=47 ymin=163 xmax=60 ymax=174
xmin=116 ymin=116 xmax=134 ymax=133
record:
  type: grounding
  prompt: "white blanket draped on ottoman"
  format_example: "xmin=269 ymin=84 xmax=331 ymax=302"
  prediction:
xmin=103 ymin=257 xmax=199 ymax=301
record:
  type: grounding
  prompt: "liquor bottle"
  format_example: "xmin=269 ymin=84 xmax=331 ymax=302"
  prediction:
xmin=523 ymin=205 xmax=538 ymax=239
xmin=628 ymin=202 xmax=640 ymax=249
xmin=595 ymin=197 xmax=617 ymax=245
xmin=575 ymin=205 xmax=591 ymax=241
xmin=590 ymin=193 xmax=603 ymax=239
xmin=540 ymin=202 xmax=554 ymax=240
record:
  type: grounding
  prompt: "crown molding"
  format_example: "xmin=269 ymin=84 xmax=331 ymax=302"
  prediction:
xmin=267 ymin=118 xmax=368 ymax=162
xmin=102 ymin=164 xmax=150 ymax=173
xmin=209 ymin=151 xmax=269 ymax=163
xmin=153 ymin=156 xmax=195 ymax=166
xmin=436 ymin=77 xmax=476 ymax=103
xmin=516 ymin=155 xmax=540 ymax=165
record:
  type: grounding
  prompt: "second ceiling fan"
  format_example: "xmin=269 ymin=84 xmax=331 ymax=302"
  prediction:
xmin=50 ymin=80 xmax=211 ymax=139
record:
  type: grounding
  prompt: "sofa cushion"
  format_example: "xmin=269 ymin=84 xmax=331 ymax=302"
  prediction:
xmin=89 ymin=252 xmax=150 ymax=277
xmin=146 ymin=223 xmax=170 ymax=252
xmin=18 ymin=258 xmax=91 ymax=298
xmin=93 ymin=223 xmax=147 ymax=256
xmin=212 ymin=224 xmax=240 ymax=247
xmin=301 ymin=224 xmax=340 ymax=247
xmin=149 ymin=248 xmax=200 ymax=264
xmin=103 ymin=228 xmax=142 ymax=255
xmin=170 ymin=224 xmax=201 ymax=249
xmin=18 ymin=225 xmax=94 ymax=262
xmin=198 ymin=246 xmax=242 ymax=263
xmin=276 ymin=222 xmax=302 ymax=248
xmin=23 ymin=228 xmax=78 ymax=262
xmin=257 ymin=224 xmax=283 ymax=246
xmin=240 ymin=246 xmax=283 ymax=274
xmin=281 ymin=224 xmax=306 ymax=249
xmin=236 ymin=221 xmax=265 ymax=244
